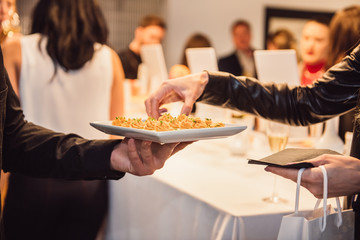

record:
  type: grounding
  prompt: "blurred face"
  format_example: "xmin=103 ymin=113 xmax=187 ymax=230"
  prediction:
xmin=300 ymin=21 xmax=330 ymax=65
xmin=138 ymin=25 xmax=166 ymax=45
xmin=232 ymin=24 xmax=251 ymax=51
xmin=0 ymin=0 xmax=15 ymax=24
xmin=267 ymin=40 xmax=277 ymax=50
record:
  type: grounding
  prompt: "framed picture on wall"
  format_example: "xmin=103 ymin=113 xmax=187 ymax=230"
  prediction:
xmin=264 ymin=7 xmax=334 ymax=50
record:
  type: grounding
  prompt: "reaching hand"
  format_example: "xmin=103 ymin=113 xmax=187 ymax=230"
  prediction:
xmin=265 ymin=154 xmax=360 ymax=198
xmin=145 ymin=72 xmax=209 ymax=119
xmin=110 ymin=138 xmax=191 ymax=176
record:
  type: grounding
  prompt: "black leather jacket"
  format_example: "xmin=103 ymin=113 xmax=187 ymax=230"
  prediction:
xmin=200 ymin=44 xmax=360 ymax=126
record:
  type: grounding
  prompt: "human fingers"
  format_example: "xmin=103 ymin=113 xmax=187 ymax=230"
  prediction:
xmin=298 ymin=167 xmax=324 ymax=198
xmin=131 ymin=139 xmax=169 ymax=175
xmin=137 ymin=141 xmax=179 ymax=172
xmin=180 ymin=97 xmax=195 ymax=115
xmin=159 ymin=108 xmax=168 ymax=115
xmin=127 ymin=138 xmax=153 ymax=176
xmin=265 ymin=166 xmax=324 ymax=198
xmin=265 ymin=166 xmax=299 ymax=182
xmin=289 ymin=158 xmax=359 ymax=199
xmin=128 ymin=139 xmax=155 ymax=176
xmin=307 ymin=154 xmax=348 ymax=167
xmin=265 ymin=154 xmax=345 ymax=178
xmin=145 ymin=92 xmax=162 ymax=119
xmin=138 ymin=141 xmax=158 ymax=172
xmin=171 ymin=141 xmax=193 ymax=155
xmin=152 ymin=142 xmax=180 ymax=165
xmin=305 ymin=155 xmax=360 ymax=197
xmin=145 ymin=80 xmax=183 ymax=118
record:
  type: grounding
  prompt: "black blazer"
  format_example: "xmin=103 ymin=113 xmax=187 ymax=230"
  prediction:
xmin=218 ymin=52 xmax=243 ymax=76
xmin=0 ymin=48 xmax=123 ymax=238
xmin=118 ymin=48 xmax=141 ymax=79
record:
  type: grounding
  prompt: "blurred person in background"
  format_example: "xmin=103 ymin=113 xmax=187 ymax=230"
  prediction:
xmin=2 ymin=0 xmax=124 ymax=238
xmin=169 ymin=33 xmax=212 ymax=79
xmin=0 ymin=0 xmax=20 ymax=44
xmin=179 ymin=33 xmax=213 ymax=69
xmin=299 ymin=18 xmax=330 ymax=86
xmin=218 ymin=19 xmax=256 ymax=77
xmin=255 ymin=28 xmax=299 ymax=132
xmin=118 ymin=14 xmax=166 ymax=80
xmin=267 ymin=28 xmax=297 ymax=51
xmin=169 ymin=33 xmax=213 ymax=113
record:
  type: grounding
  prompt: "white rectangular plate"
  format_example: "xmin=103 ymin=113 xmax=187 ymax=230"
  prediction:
xmin=90 ymin=121 xmax=247 ymax=143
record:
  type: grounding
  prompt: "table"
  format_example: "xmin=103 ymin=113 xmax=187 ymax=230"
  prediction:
xmin=104 ymin=130 xmax=339 ymax=240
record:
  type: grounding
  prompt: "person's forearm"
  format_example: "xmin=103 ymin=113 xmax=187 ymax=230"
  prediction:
xmin=201 ymin=60 xmax=359 ymax=126
xmin=4 ymin=123 xmax=124 ymax=180
xmin=3 ymin=73 xmax=124 ymax=180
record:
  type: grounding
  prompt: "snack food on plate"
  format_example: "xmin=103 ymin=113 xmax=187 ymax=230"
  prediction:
xmin=112 ymin=113 xmax=225 ymax=131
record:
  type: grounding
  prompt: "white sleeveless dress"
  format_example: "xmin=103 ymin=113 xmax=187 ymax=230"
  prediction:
xmin=19 ymin=33 xmax=112 ymax=139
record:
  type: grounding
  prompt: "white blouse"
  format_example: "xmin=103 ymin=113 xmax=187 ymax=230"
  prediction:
xmin=19 ymin=33 xmax=113 ymax=139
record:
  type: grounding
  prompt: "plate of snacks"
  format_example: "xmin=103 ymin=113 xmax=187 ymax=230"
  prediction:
xmin=90 ymin=114 xmax=247 ymax=143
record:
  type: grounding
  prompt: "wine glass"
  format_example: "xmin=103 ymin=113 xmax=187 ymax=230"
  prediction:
xmin=263 ymin=121 xmax=290 ymax=203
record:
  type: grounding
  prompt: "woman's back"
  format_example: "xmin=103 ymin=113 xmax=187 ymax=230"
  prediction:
xmin=20 ymin=33 xmax=112 ymax=139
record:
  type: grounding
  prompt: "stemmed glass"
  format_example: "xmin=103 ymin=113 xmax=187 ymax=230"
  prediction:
xmin=263 ymin=121 xmax=290 ymax=203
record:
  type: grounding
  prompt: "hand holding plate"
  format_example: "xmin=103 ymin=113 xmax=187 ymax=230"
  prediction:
xmin=110 ymin=138 xmax=190 ymax=176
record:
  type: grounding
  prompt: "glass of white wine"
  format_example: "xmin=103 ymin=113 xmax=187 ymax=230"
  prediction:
xmin=263 ymin=121 xmax=290 ymax=203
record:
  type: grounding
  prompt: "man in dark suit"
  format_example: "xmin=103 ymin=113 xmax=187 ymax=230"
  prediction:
xmin=0 ymin=47 xmax=187 ymax=239
xmin=218 ymin=19 xmax=256 ymax=77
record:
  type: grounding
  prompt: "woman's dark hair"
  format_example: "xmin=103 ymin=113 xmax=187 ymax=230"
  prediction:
xmin=181 ymin=33 xmax=212 ymax=66
xmin=327 ymin=5 xmax=360 ymax=69
xmin=31 ymin=0 xmax=109 ymax=72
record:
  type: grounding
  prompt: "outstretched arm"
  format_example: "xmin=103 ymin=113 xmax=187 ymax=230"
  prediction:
xmin=147 ymin=44 xmax=360 ymax=125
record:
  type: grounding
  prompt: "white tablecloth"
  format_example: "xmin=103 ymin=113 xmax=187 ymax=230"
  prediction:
xmin=105 ymin=132 xmax=338 ymax=240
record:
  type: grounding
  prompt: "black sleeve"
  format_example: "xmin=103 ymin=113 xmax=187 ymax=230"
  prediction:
xmin=2 ymin=51 xmax=124 ymax=180
xmin=201 ymin=44 xmax=360 ymax=126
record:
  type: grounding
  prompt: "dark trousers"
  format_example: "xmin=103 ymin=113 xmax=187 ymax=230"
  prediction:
xmin=353 ymin=195 xmax=360 ymax=239
xmin=3 ymin=173 xmax=108 ymax=240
